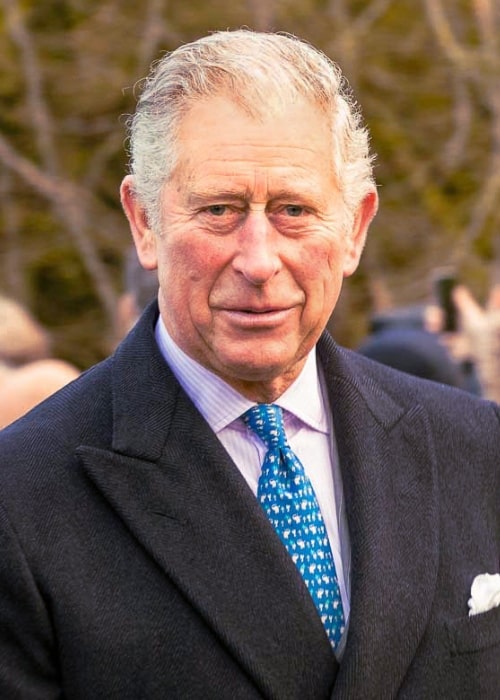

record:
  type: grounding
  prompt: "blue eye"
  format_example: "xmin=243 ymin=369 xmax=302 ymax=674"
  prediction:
xmin=285 ymin=205 xmax=304 ymax=217
xmin=207 ymin=205 xmax=227 ymax=216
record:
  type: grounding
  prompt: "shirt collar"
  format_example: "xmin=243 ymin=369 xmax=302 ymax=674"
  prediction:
xmin=155 ymin=317 xmax=329 ymax=435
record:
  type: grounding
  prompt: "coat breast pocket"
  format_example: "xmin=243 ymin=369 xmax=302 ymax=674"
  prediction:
xmin=446 ymin=604 xmax=500 ymax=655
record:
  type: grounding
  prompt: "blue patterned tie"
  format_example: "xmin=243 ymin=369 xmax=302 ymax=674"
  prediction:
xmin=243 ymin=403 xmax=345 ymax=650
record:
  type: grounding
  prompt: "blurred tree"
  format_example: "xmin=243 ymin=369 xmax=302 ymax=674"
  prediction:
xmin=0 ymin=0 xmax=498 ymax=365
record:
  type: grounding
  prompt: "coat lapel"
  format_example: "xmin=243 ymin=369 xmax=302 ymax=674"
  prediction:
xmin=318 ymin=336 xmax=440 ymax=699
xmin=78 ymin=307 xmax=337 ymax=700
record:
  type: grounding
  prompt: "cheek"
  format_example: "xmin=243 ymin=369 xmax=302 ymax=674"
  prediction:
xmin=323 ymin=233 xmax=349 ymax=281
xmin=158 ymin=237 xmax=230 ymax=315
xmin=304 ymin=236 xmax=344 ymax=283
xmin=300 ymin=239 xmax=345 ymax=311
xmin=159 ymin=238 xmax=206 ymax=286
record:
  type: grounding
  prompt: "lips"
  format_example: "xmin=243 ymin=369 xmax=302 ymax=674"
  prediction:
xmin=234 ymin=306 xmax=287 ymax=314
xmin=218 ymin=303 xmax=294 ymax=316
xmin=216 ymin=299 xmax=296 ymax=314
xmin=216 ymin=305 xmax=297 ymax=330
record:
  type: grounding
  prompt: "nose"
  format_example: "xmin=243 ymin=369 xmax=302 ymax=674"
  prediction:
xmin=232 ymin=211 xmax=282 ymax=285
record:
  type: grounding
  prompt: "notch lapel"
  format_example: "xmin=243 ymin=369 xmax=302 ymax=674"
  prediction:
xmin=318 ymin=336 xmax=440 ymax=699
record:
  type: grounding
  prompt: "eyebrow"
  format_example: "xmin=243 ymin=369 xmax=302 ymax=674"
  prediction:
xmin=187 ymin=190 xmax=246 ymax=207
xmin=187 ymin=187 xmax=324 ymax=208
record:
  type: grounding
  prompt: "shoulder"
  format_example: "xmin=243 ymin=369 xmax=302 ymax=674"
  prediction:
xmin=0 ymin=359 xmax=80 ymax=430
xmin=318 ymin=332 xmax=500 ymax=435
xmin=0 ymin=356 xmax=114 ymax=469
xmin=0 ymin=303 xmax=175 ymax=491
xmin=0 ymin=302 xmax=162 ymax=456
xmin=319 ymin=334 xmax=498 ymax=529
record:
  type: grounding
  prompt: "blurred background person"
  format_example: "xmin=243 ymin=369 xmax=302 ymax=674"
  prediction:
xmin=115 ymin=246 xmax=159 ymax=340
xmin=450 ymin=283 xmax=500 ymax=403
xmin=0 ymin=295 xmax=79 ymax=429
xmin=355 ymin=271 xmax=500 ymax=397
xmin=356 ymin=298 xmax=482 ymax=394
xmin=357 ymin=324 xmax=473 ymax=390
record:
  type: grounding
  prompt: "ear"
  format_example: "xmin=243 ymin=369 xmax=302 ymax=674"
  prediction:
xmin=120 ymin=175 xmax=158 ymax=271
xmin=343 ymin=189 xmax=378 ymax=277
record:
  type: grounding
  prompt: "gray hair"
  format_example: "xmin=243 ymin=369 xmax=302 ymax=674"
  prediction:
xmin=125 ymin=29 xmax=376 ymax=233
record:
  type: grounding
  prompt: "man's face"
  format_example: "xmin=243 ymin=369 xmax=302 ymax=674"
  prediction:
xmin=123 ymin=95 xmax=376 ymax=400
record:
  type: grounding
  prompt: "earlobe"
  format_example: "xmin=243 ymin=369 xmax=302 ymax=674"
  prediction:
xmin=343 ymin=189 xmax=378 ymax=277
xmin=120 ymin=175 xmax=158 ymax=271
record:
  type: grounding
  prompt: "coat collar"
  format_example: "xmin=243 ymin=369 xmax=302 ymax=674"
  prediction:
xmin=318 ymin=335 xmax=440 ymax=698
xmin=79 ymin=305 xmax=337 ymax=700
xmin=81 ymin=307 xmax=439 ymax=698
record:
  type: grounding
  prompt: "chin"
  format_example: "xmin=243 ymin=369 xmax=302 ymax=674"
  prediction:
xmin=214 ymin=349 xmax=296 ymax=383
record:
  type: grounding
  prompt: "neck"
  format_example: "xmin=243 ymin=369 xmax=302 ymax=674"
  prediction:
xmin=218 ymin=360 xmax=308 ymax=403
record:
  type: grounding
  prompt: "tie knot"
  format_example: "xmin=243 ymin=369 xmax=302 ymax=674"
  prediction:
xmin=242 ymin=404 xmax=288 ymax=450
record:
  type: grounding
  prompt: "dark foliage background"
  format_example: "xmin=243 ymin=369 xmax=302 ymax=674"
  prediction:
xmin=1 ymin=0 xmax=498 ymax=367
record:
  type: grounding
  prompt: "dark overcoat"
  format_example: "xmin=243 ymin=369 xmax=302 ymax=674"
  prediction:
xmin=0 ymin=303 xmax=499 ymax=699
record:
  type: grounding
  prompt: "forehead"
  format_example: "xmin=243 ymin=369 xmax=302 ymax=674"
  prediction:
xmin=170 ymin=94 xmax=338 ymax=194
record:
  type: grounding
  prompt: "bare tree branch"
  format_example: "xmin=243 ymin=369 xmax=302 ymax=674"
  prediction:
xmin=422 ymin=0 xmax=470 ymax=69
xmin=325 ymin=0 xmax=395 ymax=88
xmin=84 ymin=0 xmax=180 ymax=192
xmin=440 ymin=76 xmax=472 ymax=172
xmin=137 ymin=0 xmax=182 ymax=70
xmin=0 ymin=132 xmax=64 ymax=201
xmin=456 ymin=162 xmax=500 ymax=265
xmin=0 ymin=132 xmax=119 ymax=325
xmin=0 ymin=167 xmax=24 ymax=300
xmin=424 ymin=0 xmax=500 ymax=277
xmin=245 ymin=0 xmax=277 ymax=31
xmin=473 ymin=0 xmax=498 ymax=55
xmin=351 ymin=0 xmax=395 ymax=34
xmin=2 ymin=0 xmax=59 ymax=174
xmin=1 ymin=0 xmax=120 ymax=329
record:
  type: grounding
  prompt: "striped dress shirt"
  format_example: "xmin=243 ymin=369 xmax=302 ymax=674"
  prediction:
xmin=155 ymin=318 xmax=351 ymax=655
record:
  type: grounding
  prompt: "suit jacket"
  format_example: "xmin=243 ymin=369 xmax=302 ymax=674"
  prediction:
xmin=0 ymin=302 xmax=499 ymax=699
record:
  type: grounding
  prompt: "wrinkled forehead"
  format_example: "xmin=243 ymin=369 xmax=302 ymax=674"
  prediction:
xmin=166 ymin=93 xmax=341 ymax=206
xmin=174 ymin=90 xmax=333 ymax=157
xmin=186 ymin=77 xmax=332 ymax=123
xmin=173 ymin=88 xmax=333 ymax=160
xmin=158 ymin=83 xmax=339 ymax=199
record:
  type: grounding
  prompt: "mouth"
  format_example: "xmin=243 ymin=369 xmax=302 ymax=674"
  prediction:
xmin=217 ymin=305 xmax=296 ymax=329
xmin=238 ymin=306 xmax=286 ymax=314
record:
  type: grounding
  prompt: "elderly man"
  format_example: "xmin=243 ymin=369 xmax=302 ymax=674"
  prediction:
xmin=0 ymin=30 xmax=498 ymax=700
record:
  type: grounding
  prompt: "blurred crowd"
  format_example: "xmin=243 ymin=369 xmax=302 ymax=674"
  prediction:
xmin=357 ymin=282 xmax=500 ymax=402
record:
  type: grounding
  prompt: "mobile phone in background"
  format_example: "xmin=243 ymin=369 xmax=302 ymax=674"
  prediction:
xmin=434 ymin=271 xmax=458 ymax=332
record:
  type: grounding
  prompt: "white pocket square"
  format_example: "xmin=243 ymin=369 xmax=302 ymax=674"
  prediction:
xmin=468 ymin=573 xmax=500 ymax=616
